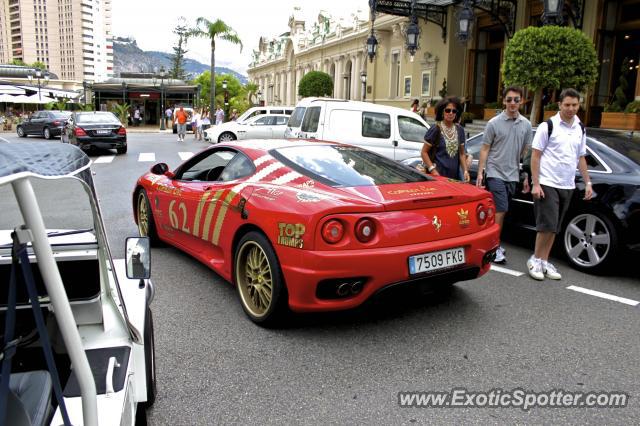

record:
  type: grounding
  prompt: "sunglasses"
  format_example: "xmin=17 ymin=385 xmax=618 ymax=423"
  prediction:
xmin=444 ymin=108 xmax=458 ymax=114
xmin=505 ymin=97 xmax=521 ymax=103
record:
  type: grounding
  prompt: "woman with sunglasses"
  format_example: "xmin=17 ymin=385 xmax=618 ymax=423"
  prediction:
xmin=421 ymin=96 xmax=470 ymax=182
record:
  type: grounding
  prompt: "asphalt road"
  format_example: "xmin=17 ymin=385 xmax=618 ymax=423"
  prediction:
xmin=2 ymin=132 xmax=639 ymax=424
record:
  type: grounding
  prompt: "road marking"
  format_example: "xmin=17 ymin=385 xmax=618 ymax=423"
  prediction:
xmin=566 ymin=285 xmax=640 ymax=307
xmin=490 ymin=264 xmax=524 ymax=277
xmin=139 ymin=153 xmax=156 ymax=162
xmin=93 ymin=155 xmax=115 ymax=164
xmin=178 ymin=152 xmax=194 ymax=160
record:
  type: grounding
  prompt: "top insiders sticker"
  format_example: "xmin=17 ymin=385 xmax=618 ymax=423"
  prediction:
xmin=277 ymin=223 xmax=305 ymax=249
xmin=387 ymin=186 xmax=436 ymax=196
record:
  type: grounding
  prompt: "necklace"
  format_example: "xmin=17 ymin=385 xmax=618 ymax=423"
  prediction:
xmin=439 ymin=123 xmax=458 ymax=157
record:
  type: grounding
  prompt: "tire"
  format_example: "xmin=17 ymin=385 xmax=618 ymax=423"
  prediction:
xmin=234 ymin=231 xmax=288 ymax=326
xmin=43 ymin=127 xmax=51 ymax=139
xmin=218 ymin=132 xmax=237 ymax=143
xmin=143 ymin=307 xmax=156 ymax=408
xmin=17 ymin=126 xmax=26 ymax=137
xmin=562 ymin=210 xmax=618 ymax=273
xmin=136 ymin=189 xmax=161 ymax=246
xmin=117 ymin=145 xmax=128 ymax=154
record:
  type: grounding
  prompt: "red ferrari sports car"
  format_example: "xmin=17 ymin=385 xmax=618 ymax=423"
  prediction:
xmin=133 ymin=139 xmax=500 ymax=325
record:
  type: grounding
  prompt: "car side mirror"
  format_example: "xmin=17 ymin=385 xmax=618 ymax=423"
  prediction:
xmin=125 ymin=237 xmax=150 ymax=279
xmin=150 ymin=162 xmax=169 ymax=175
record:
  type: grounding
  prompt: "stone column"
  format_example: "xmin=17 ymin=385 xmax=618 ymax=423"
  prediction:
xmin=334 ymin=58 xmax=343 ymax=99
xmin=353 ymin=54 xmax=362 ymax=101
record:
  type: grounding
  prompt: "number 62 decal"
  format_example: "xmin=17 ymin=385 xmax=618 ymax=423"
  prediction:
xmin=168 ymin=200 xmax=190 ymax=233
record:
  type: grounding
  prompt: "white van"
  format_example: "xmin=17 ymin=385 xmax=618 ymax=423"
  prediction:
xmin=237 ymin=105 xmax=294 ymax=122
xmin=284 ymin=98 xmax=429 ymax=161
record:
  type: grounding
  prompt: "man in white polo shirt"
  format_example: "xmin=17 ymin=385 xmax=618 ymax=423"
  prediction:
xmin=528 ymin=88 xmax=593 ymax=280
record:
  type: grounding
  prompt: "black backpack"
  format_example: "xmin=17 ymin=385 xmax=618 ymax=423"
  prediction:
xmin=546 ymin=118 xmax=585 ymax=138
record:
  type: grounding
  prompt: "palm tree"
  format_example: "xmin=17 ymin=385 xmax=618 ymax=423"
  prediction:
xmin=245 ymin=82 xmax=259 ymax=106
xmin=190 ymin=18 xmax=242 ymax=118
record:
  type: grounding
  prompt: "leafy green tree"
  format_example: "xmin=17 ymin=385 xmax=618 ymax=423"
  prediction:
xmin=298 ymin=71 xmax=333 ymax=97
xmin=502 ymin=26 xmax=598 ymax=124
xmin=30 ymin=61 xmax=47 ymax=70
xmin=190 ymin=18 xmax=243 ymax=118
xmin=170 ymin=17 xmax=189 ymax=80
xmin=45 ymin=100 xmax=68 ymax=111
xmin=10 ymin=59 xmax=25 ymax=66
xmin=192 ymin=72 xmax=249 ymax=114
xmin=111 ymin=103 xmax=131 ymax=126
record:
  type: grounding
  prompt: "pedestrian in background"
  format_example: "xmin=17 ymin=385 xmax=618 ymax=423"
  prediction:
xmin=410 ymin=99 xmax=419 ymax=113
xmin=527 ymin=88 xmax=592 ymax=280
xmin=230 ymin=109 xmax=239 ymax=121
xmin=133 ymin=106 xmax=141 ymax=127
xmin=192 ymin=109 xmax=202 ymax=140
xmin=421 ymin=96 xmax=470 ymax=182
xmin=215 ymin=105 xmax=225 ymax=125
xmin=174 ymin=105 xmax=188 ymax=142
xmin=476 ymin=86 xmax=532 ymax=264
xmin=165 ymin=106 xmax=173 ymax=128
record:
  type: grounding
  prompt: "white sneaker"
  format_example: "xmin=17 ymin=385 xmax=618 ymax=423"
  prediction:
xmin=493 ymin=246 xmax=506 ymax=264
xmin=527 ymin=255 xmax=544 ymax=280
xmin=177 ymin=138 xmax=182 ymax=142
xmin=543 ymin=261 xmax=562 ymax=280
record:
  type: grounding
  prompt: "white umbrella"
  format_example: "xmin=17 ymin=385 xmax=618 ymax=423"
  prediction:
xmin=7 ymin=95 xmax=31 ymax=103
xmin=25 ymin=93 xmax=56 ymax=104
xmin=0 ymin=94 xmax=17 ymax=103
xmin=0 ymin=85 xmax=26 ymax=95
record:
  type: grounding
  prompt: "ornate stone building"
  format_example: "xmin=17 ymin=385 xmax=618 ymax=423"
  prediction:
xmin=248 ymin=7 xmax=370 ymax=106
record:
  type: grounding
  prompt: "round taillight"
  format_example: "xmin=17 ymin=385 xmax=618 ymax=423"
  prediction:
xmin=354 ymin=218 xmax=375 ymax=243
xmin=476 ymin=204 xmax=487 ymax=225
xmin=322 ymin=219 xmax=344 ymax=244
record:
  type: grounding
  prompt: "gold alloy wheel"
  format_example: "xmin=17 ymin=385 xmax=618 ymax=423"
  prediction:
xmin=137 ymin=192 xmax=149 ymax=237
xmin=236 ymin=241 xmax=273 ymax=318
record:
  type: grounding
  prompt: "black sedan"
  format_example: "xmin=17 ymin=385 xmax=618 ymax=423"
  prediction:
xmin=16 ymin=110 xmax=71 ymax=139
xmin=462 ymin=128 xmax=640 ymax=273
xmin=62 ymin=111 xmax=127 ymax=154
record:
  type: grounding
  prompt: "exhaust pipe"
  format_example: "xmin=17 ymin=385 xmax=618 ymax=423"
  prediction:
xmin=350 ymin=280 xmax=363 ymax=295
xmin=336 ymin=282 xmax=351 ymax=297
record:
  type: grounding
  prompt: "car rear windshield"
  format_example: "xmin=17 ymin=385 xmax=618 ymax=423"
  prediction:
xmin=287 ymin=107 xmax=306 ymax=127
xmin=76 ymin=113 xmax=120 ymax=124
xmin=272 ymin=145 xmax=430 ymax=187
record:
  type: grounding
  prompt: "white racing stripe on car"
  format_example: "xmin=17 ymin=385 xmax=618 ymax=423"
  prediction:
xmin=566 ymin=285 xmax=640 ymax=307
xmin=178 ymin=152 xmax=194 ymax=161
xmin=271 ymin=170 xmax=302 ymax=185
xmin=254 ymin=154 xmax=273 ymax=167
xmin=138 ymin=153 xmax=156 ymax=162
xmin=93 ymin=156 xmax=115 ymax=164
xmin=490 ymin=265 xmax=524 ymax=277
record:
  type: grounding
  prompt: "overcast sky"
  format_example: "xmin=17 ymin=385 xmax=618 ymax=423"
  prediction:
xmin=111 ymin=0 xmax=369 ymax=76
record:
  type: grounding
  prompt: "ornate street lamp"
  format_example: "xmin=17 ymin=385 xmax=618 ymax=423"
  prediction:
xmin=405 ymin=0 xmax=420 ymax=61
xmin=158 ymin=66 xmax=167 ymax=130
xmin=222 ymin=79 xmax=229 ymax=122
xmin=121 ymin=81 xmax=127 ymax=104
xmin=366 ymin=30 xmax=378 ymax=63
xmin=542 ymin=0 xmax=564 ymax=25
xmin=27 ymin=68 xmax=50 ymax=103
xmin=82 ymin=80 xmax=88 ymax=104
xmin=457 ymin=0 xmax=475 ymax=43
xmin=360 ymin=71 xmax=367 ymax=102
xmin=257 ymin=90 xmax=263 ymax=106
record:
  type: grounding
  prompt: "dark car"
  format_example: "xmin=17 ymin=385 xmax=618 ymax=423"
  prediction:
xmin=461 ymin=128 xmax=640 ymax=273
xmin=16 ymin=110 xmax=71 ymax=139
xmin=62 ymin=111 xmax=127 ymax=154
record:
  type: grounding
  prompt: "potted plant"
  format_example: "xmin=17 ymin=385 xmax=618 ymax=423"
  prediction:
xmin=483 ymin=101 xmax=502 ymax=120
xmin=427 ymin=98 xmax=438 ymax=117
xmin=460 ymin=111 xmax=475 ymax=127
xmin=601 ymin=100 xmax=640 ymax=131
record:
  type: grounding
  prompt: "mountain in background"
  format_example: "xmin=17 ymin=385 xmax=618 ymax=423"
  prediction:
xmin=112 ymin=37 xmax=247 ymax=84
